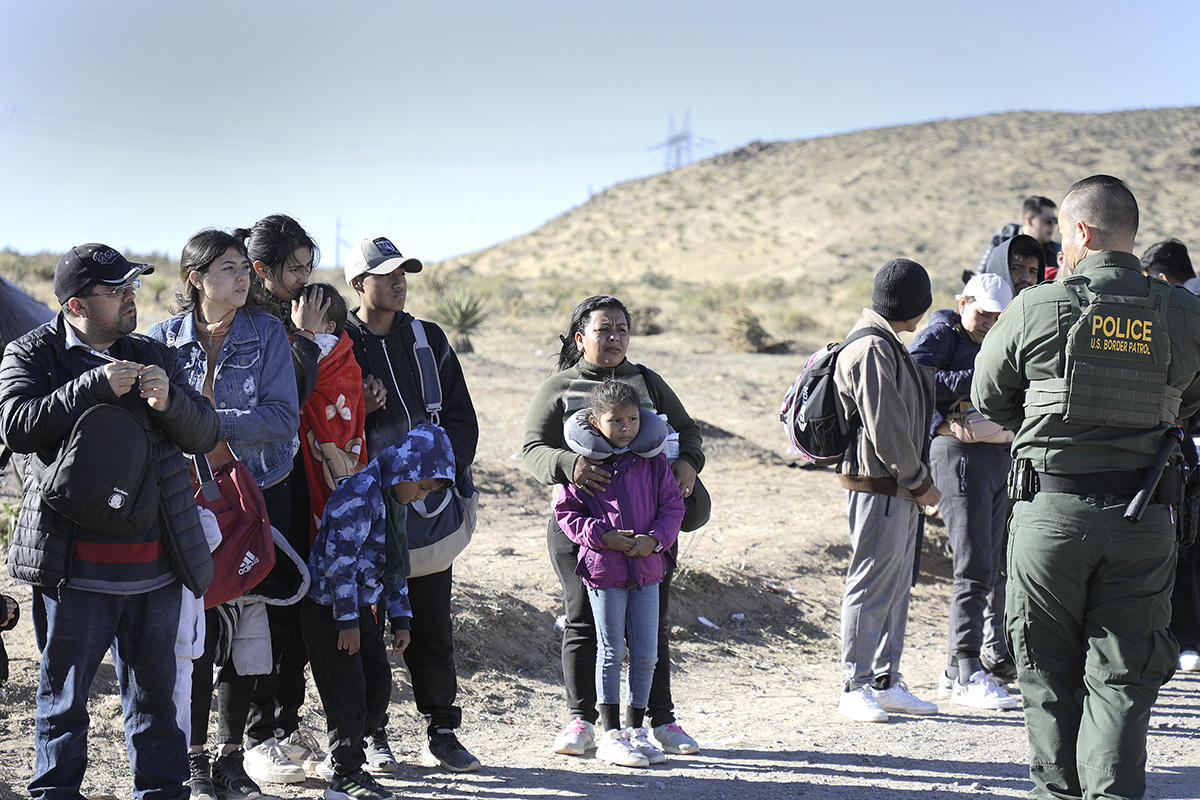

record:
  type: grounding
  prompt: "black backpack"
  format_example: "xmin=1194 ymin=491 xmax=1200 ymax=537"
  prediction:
xmin=780 ymin=326 xmax=901 ymax=466
xmin=39 ymin=404 xmax=160 ymax=537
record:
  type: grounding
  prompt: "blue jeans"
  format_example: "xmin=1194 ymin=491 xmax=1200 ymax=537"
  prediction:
xmin=587 ymin=584 xmax=660 ymax=708
xmin=31 ymin=582 xmax=187 ymax=800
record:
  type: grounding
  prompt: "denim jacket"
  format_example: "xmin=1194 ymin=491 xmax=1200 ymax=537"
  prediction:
xmin=148 ymin=307 xmax=300 ymax=487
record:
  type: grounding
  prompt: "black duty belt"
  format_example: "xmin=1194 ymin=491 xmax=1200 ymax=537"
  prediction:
xmin=1035 ymin=470 xmax=1144 ymax=496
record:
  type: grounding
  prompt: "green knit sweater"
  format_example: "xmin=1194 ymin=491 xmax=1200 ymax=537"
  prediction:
xmin=522 ymin=357 xmax=705 ymax=487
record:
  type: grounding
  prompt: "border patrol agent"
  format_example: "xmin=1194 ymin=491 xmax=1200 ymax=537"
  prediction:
xmin=973 ymin=175 xmax=1200 ymax=800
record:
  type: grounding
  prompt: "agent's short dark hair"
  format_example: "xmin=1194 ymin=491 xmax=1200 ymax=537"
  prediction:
xmin=1023 ymin=196 xmax=1056 ymax=218
xmin=1063 ymin=175 xmax=1139 ymax=243
xmin=306 ymin=282 xmax=349 ymax=337
xmin=1008 ymin=234 xmax=1044 ymax=269
xmin=588 ymin=379 xmax=641 ymax=416
xmin=556 ymin=294 xmax=631 ymax=371
xmin=1141 ymin=239 xmax=1194 ymax=283
xmin=172 ymin=229 xmax=249 ymax=315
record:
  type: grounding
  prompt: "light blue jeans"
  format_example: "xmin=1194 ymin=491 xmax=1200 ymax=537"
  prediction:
xmin=586 ymin=583 xmax=660 ymax=708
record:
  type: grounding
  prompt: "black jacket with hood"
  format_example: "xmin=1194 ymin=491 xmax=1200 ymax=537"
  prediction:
xmin=0 ymin=314 xmax=220 ymax=596
xmin=345 ymin=310 xmax=478 ymax=488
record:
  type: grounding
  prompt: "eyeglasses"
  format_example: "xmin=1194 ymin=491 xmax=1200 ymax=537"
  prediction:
xmin=89 ymin=278 xmax=141 ymax=298
xmin=1037 ymin=216 xmax=1058 ymax=226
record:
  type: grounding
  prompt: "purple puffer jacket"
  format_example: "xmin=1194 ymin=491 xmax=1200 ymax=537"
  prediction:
xmin=554 ymin=452 xmax=685 ymax=589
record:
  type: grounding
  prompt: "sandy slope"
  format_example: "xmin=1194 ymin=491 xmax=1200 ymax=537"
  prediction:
xmin=1 ymin=330 xmax=1198 ymax=799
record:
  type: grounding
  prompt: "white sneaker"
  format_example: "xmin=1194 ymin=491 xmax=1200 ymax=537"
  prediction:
xmin=871 ymin=682 xmax=937 ymax=716
xmin=838 ymin=686 xmax=888 ymax=722
xmin=552 ymin=717 xmax=597 ymax=755
xmin=1180 ymin=650 xmax=1200 ymax=672
xmin=315 ymin=753 xmax=335 ymax=782
xmin=936 ymin=672 xmax=954 ymax=700
xmin=650 ymin=722 xmax=700 ymax=755
xmin=278 ymin=729 xmax=328 ymax=777
xmin=628 ymin=728 xmax=668 ymax=764
xmin=950 ymin=670 xmax=1021 ymax=711
xmin=243 ymin=737 xmax=306 ymax=784
xmin=594 ymin=728 xmax=649 ymax=768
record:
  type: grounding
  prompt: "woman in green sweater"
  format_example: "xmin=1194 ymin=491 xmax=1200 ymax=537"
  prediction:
xmin=522 ymin=294 xmax=707 ymax=760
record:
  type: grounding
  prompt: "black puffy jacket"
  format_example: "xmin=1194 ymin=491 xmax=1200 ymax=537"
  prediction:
xmin=0 ymin=315 xmax=220 ymax=596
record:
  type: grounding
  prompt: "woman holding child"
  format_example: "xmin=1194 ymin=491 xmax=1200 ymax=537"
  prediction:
xmin=522 ymin=294 xmax=708 ymax=763
xmin=149 ymin=229 xmax=308 ymax=799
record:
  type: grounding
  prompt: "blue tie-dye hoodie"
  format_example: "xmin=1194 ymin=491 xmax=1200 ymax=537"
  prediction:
xmin=307 ymin=423 xmax=456 ymax=630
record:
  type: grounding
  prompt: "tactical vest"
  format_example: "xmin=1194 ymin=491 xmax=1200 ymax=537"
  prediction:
xmin=1025 ymin=275 xmax=1179 ymax=428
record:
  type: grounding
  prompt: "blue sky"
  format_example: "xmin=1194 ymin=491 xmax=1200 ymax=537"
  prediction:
xmin=2 ymin=0 xmax=1196 ymax=266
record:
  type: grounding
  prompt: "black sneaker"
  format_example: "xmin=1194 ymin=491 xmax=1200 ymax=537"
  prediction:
xmin=187 ymin=751 xmax=218 ymax=800
xmin=211 ymin=750 xmax=263 ymax=799
xmin=423 ymin=729 xmax=481 ymax=773
xmin=983 ymin=656 xmax=1019 ymax=685
xmin=323 ymin=769 xmax=396 ymax=800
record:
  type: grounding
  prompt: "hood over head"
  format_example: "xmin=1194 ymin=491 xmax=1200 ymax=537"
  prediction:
xmin=982 ymin=236 xmax=1017 ymax=292
xmin=375 ymin=422 xmax=455 ymax=488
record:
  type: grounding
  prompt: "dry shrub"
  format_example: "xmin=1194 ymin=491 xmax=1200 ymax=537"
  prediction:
xmin=725 ymin=306 xmax=790 ymax=354
xmin=628 ymin=305 xmax=663 ymax=336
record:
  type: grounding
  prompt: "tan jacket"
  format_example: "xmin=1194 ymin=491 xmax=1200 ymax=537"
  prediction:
xmin=833 ymin=309 xmax=935 ymax=498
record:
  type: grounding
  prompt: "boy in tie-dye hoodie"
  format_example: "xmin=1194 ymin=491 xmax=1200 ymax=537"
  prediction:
xmin=301 ymin=423 xmax=455 ymax=800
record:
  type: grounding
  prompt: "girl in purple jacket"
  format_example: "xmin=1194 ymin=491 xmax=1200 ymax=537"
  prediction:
xmin=554 ymin=380 xmax=685 ymax=768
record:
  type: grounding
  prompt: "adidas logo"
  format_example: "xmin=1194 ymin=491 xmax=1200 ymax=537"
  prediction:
xmin=237 ymin=551 xmax=260 ymax=575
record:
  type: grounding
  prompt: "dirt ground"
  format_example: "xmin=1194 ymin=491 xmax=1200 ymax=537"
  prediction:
xmin=1 ymin=330 xmax=1198 ymax=799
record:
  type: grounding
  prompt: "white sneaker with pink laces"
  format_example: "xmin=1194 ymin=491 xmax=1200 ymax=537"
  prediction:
xmin=552 ymin=717 xmax=596 ymax=755
xmin=650 ymin=722 xmax=699 ymax=754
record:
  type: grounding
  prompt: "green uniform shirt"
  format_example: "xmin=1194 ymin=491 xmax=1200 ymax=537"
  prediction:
xmin=972 ymin=250 xmax=1200 ymax=474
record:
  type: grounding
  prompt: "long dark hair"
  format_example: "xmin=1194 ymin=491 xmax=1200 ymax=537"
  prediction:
xmin=556 ymin=294 xmax=630 ymax=371
xmin=240 ymin=213 xmax=320 ymax=323
xmin=171 ymin=229 xmax=249 ymax=315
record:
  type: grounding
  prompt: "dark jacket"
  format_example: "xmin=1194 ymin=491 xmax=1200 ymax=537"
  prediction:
xmin=345 ymin=311 xmax=477 ymax=485
xmin=908 ymin=309 xmax=981 ymax=436
xmin=0 ymin=314 xmax=220 ymax=596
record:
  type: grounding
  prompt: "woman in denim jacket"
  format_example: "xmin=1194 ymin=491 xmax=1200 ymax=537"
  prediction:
xmin=148 ymin=228 xmax=301 ymax=800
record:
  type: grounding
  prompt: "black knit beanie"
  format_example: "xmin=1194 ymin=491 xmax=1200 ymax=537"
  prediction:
xmin=872 ymin=258 xmax=932 ymax=321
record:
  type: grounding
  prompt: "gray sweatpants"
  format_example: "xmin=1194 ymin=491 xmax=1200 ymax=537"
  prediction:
xmin=929 ymin=436 xmax=1011 ymax=667
xmin=841 ymin=490 xmax=919 ymax=689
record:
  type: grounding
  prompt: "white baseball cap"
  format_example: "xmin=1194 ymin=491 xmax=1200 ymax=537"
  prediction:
xmin=344 ymin=236 xmax=422 ymax=287
xmin=957 ymin=272 xmax=1013 ymax=313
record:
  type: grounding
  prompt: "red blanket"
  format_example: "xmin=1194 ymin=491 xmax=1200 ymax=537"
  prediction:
xmin=299 ymin=333 xmax=368 ymax=545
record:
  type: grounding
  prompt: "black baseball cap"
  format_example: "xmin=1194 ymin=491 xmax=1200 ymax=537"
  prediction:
xmin=54 ymin=243 xmax=155 ymax=305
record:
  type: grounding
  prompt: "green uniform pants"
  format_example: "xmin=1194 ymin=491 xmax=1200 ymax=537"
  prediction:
xmin=1006 ymin=492 xmax=1179 ymax=800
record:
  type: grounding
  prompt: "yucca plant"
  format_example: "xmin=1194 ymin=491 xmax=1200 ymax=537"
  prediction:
xmin=433 ymin=289 xmax=491 ymax=354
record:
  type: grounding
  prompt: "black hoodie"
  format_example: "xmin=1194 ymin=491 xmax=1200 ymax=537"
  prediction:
xmin=345 ymin=310 xmax=477 ymax=487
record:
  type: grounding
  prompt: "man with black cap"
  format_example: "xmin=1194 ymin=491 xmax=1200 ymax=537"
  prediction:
xmin=342 ymin=236 xmax=482 ymax=774
xmin=0 ymin=243 xmax=219 ymax=799
xmin=832 ymin=257 xmax=941 ymax=723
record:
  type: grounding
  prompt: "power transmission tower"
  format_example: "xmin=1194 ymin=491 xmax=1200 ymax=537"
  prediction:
xmin=649 ymin=110 xmax=711 ymax=172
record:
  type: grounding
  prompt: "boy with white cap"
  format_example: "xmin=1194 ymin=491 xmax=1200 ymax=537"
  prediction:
xmin=910 ymin=272 xmax=1020 ymax=711
xmin=342 ymin=236 xmax=482 ymax=774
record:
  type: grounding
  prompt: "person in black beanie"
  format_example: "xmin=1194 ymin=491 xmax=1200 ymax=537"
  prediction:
xmin=832 ymin=257 xmax=941 ymax=723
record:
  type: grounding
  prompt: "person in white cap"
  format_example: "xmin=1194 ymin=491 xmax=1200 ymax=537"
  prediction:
xmin=909 ymin=271 xmax=1021 ymax=712
xmin=342 ymin=236 xmax=483 ymax=775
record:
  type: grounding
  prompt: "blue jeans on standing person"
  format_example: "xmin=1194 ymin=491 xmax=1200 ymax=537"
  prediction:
xmin=30 ymin=582 xmax=187 ymax=800
xmin=587 ymin=584 xmax=660 ymax=708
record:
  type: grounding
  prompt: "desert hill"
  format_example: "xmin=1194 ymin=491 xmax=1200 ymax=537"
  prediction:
xmin=438 ymin=107 xmax=1200 ymax=288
